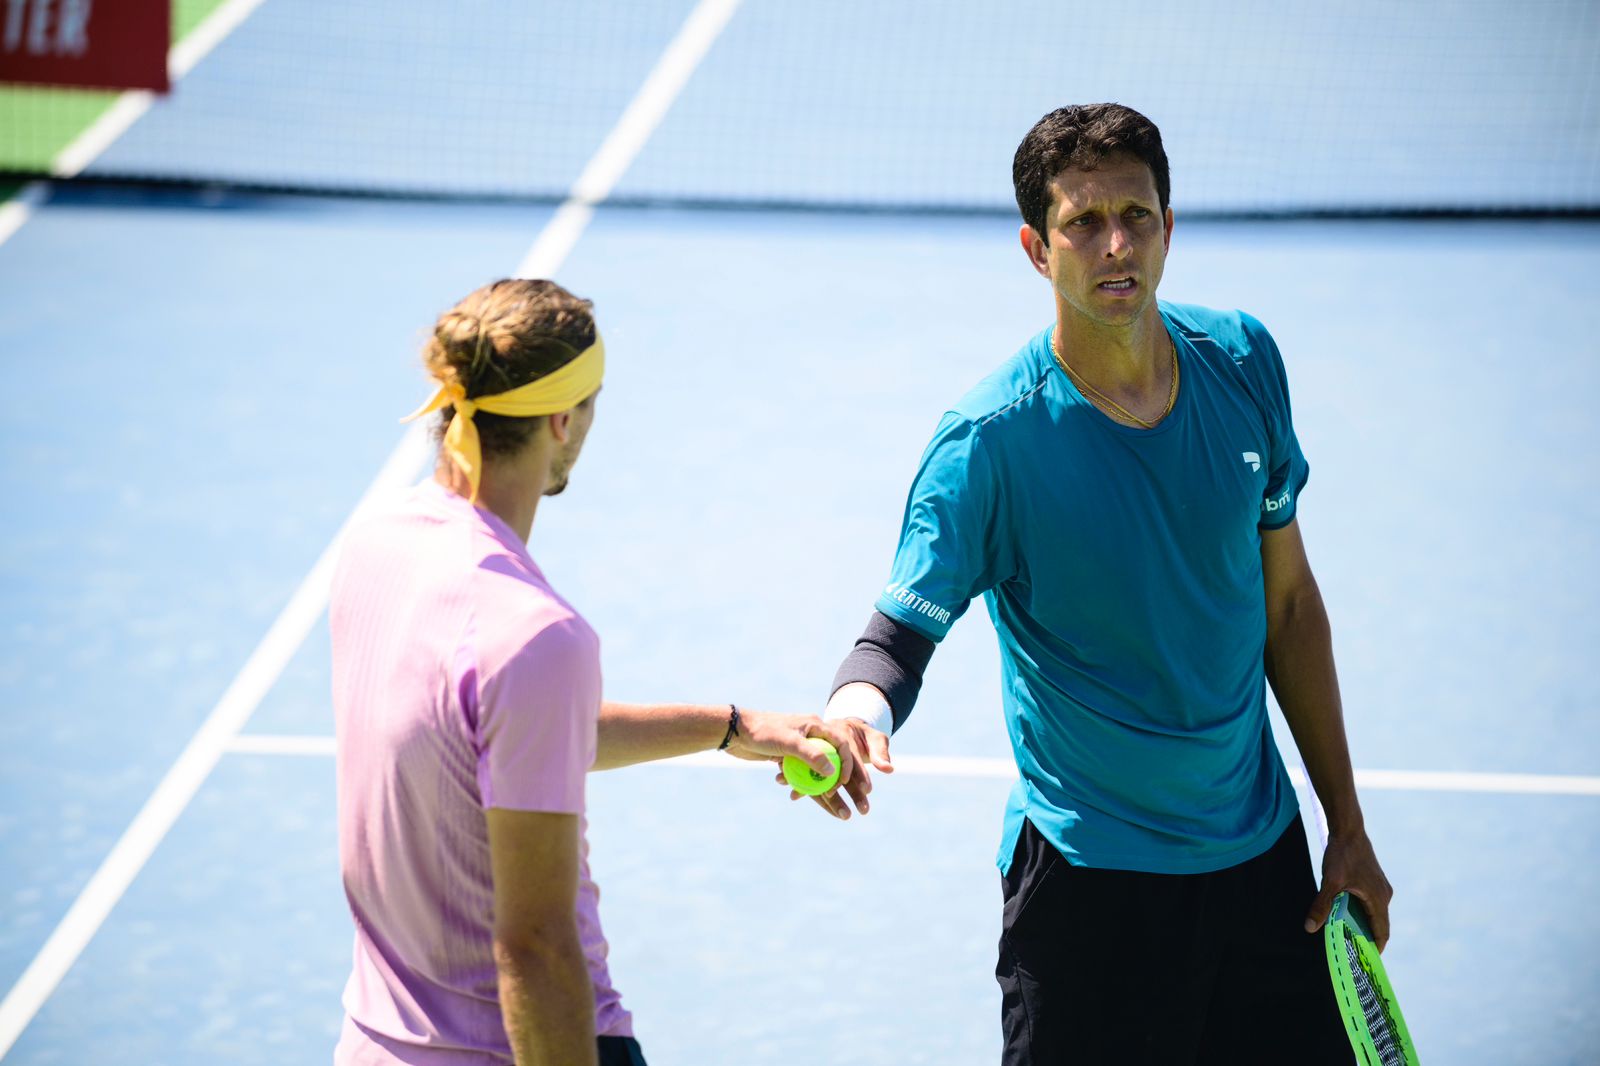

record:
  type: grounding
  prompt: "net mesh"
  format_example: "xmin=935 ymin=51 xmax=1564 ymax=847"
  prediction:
xmin=1345 ymin=935 xmax=1405 ymax=1066
xmin=3 ymin=0 xmax=1599 ymax=215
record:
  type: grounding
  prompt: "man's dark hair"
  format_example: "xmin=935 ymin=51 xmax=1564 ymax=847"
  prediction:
xmin=1012 ymin=103 xmax=1170 ymax=241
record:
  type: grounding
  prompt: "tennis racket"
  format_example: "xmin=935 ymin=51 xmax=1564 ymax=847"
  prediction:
xmin=1289 ymin=753 xmax=1420 ymax=1064
xmin=1324 ymin=890 xmax=1419 ymax=1065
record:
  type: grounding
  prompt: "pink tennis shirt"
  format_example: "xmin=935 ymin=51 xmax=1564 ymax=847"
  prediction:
xmin=330 ymin=479 xmax=631 ymax=1065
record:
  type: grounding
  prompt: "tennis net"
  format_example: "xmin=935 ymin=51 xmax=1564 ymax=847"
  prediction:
xmin=3 ymin=0 xmax=1598 ymax=216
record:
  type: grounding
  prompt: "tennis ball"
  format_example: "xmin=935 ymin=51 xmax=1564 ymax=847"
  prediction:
xmin=783 ymin=739 xmax=841 ymax=796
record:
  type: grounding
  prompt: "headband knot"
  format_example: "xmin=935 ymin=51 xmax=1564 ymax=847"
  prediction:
xmin=447 ymin=384 xmax=476 ymax=419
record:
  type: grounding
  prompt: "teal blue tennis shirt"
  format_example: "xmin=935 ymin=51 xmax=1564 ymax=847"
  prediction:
xmin=876 ymin=303 xmax=1308 ymax=875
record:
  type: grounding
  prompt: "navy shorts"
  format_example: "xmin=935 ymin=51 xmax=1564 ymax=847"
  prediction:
xmin=996 ymin=818 xmax=1350 ymax=1065
xmin=597 ymin=1035 xmax=647 ymax=1065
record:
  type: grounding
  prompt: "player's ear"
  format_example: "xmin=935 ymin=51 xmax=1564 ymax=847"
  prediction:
xmin=1162 ymin=207 xmax=1174 ymax=252
xmin=1020 ymin=224 xmax=1050 ymax=278
xmin=547 ymin=409 xmax=572 ymax=444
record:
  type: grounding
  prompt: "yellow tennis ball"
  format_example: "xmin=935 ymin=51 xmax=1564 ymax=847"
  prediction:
xmin=783 ymin=739 xmax=841 ymax=796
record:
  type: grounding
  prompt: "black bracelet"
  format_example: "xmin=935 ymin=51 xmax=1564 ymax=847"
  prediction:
xmin=717 ymin=703 xmax=740 ymax=750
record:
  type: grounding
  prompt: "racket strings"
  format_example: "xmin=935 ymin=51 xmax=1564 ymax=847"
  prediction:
xmin=1344 ymin=936 xmax=1404 ymax=1066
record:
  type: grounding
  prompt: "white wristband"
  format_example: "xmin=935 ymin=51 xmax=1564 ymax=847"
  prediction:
xmin=824 ymin=683 xmax=894 ymax=736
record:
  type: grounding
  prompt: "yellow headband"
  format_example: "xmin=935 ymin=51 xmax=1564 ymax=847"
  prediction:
xmin=402 ymin=335 xmax=605 ymax=501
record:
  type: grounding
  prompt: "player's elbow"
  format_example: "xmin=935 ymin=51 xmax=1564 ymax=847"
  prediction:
xmin=1265 ymin=576 xmax=1329 ymax=641
xmin=492 ymin=913 xmax=582 ymax=974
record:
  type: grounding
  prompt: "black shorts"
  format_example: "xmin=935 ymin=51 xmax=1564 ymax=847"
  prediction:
xmin=995 ymin=818 xmax=1349 ymax=1065
xmin=597 ymin=1035 xmax=647 ymax=1065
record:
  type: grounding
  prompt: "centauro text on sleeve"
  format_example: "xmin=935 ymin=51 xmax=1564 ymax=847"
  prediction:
xmin=870 ymin=302 xmax=1306 ymax=877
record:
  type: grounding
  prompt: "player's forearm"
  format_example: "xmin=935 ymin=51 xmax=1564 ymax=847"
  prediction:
xmin=592 ymin=701 xmax=730 ymax=771
xmin=828 ymin=610 xmax=938 ymax=731
xmin=1264 ymin=581 xmax=1364 ymax=836
xmin=495 ymin=924 xmax=597 ymax=1066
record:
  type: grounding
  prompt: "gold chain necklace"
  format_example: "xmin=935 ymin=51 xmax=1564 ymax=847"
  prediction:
xmin=1051 ymin=332 xmax=1178 ymax=429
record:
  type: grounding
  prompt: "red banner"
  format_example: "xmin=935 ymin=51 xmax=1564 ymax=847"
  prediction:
xmin=0 ymin=0 xmax=170 ymax=93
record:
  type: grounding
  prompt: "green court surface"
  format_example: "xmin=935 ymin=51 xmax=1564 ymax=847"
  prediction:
xmin=1 ymin=3 xmax=1596 ymax=1063
xmin=0 ymin=0 xmax=230 ymax=173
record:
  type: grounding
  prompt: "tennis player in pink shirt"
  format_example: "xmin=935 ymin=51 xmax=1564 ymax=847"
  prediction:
xmin=330 ymin=279 xmax=883 ymax=1066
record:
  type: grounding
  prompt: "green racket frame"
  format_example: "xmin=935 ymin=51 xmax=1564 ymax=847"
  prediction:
xmin=1324 ymin=892 xmax=1420 ymax=1065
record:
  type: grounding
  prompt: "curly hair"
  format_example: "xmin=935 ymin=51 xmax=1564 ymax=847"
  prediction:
xmin=421 ymin=278 xmax=597 ymax=460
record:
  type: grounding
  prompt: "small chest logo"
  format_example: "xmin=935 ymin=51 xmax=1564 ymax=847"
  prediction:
xmin=1242 ymin=451 xmax=1261 ymax=472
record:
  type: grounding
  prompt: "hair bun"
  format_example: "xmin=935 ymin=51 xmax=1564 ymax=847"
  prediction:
xmin=436 ymin=310 xmax=484 ymax=348
xmin=421 ymin=278 xmax=594 ymax=406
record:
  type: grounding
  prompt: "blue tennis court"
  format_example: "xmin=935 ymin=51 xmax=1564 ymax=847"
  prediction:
xmin=2 ymin=3 xmax=1598 ymax=1063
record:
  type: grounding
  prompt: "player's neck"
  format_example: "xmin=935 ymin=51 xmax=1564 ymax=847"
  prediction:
xmin=1052 ymin=304 xmax=1169 ymax=392
xmin=434 ymin=457 xmax=544 ymax=544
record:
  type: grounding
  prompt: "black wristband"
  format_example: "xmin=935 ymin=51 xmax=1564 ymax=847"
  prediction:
xmin=830 ymin=611 xmax=936 ymax=730
xmin=717 ymin=703 xmax=740 ymax=750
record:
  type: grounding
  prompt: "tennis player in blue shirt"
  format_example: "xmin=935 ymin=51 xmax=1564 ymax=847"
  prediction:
xmin=815 ymin=104 xmax=1394 ymax=1063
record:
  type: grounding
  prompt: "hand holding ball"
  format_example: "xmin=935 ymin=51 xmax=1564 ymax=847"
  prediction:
xmin=783 ymin=739 xmax=841 ymax=796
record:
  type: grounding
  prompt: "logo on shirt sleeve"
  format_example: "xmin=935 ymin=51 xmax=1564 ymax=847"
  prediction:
xmin=883 ymin=583 xmax=953 ymax=626
xmin=1242 ymin=451 xmax=1261 ymax=472
xmin=1261 ymin=487 xmax=1293 ymax=516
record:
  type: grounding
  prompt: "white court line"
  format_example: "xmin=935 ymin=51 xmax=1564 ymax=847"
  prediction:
xmin=0 ymin=182 xmax=48 ymax=248
xmin=223 ymin=736 xmax=1600 ymax=796
xmin=0 ymin=429 xmax=431 ymax=1061
xmin=514 ymin=0 xmax=742 ymax=279
xmin=0 ymin=2 xmax=741 ymax=1054
xmin=0 ymin=0 xmax=270 ymax=253
xmin=1348 ymin=768 xmax=1600 ymax=796
xmin=226 ymin=733 xmax=338 ymax=757
xmin=51 ymin=0 xmax=270 ymax=178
